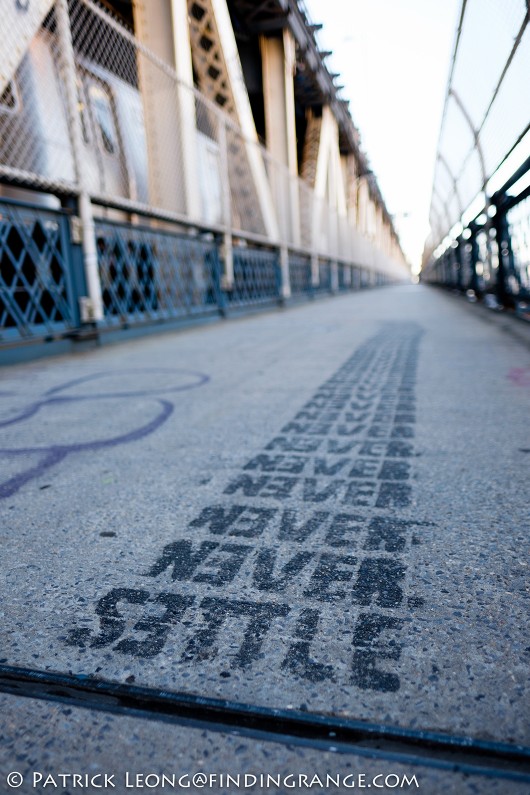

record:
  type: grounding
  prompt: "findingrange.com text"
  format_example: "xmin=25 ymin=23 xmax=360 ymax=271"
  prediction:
xmin=6 ymin=771 xmax=420 ymax=790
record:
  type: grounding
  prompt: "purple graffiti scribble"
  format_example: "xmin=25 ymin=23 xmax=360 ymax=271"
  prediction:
xmin=507 ymin=367 xmax=530 ymax=387
xmin=0 ymin=368 xmax=209 ymax=499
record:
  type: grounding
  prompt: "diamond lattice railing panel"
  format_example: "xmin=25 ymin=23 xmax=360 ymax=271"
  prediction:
xmin=95 ymin=220 xmax=222 ymax=325
xmin=288 ymin=254 xmax=312 ymax=296
xmin=229 ymin=246 xmax=280 ymax=305
xmin=338 ymin=263 xmax=352 ymax=291
xmin=316 ymin=260 xmax=332 ymax=293
xmin=0 ymin=201 xmax=75 ymax=341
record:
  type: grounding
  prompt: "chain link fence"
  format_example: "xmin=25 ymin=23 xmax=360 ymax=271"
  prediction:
xmin=0 ymin=0 xmax=405 ymax=348
xmin=423 ymin=0 xmax=530 ymax=309
xmin=426 ymin=0 xmax=529 ymax=254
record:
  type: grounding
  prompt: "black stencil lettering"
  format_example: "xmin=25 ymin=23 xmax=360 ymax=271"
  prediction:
xmin=367 ymin=425 xmax=391 ymax=439
xmin=359 ymin=441 xmax=387 ymax=457
xmin=302 ymin=399 xmax=329 ymax=410
xmin=395 ymin=413 xmax=416 ymax=424
xmin=343 ymin=411 xmax=371 ymax=423
xmin=66 ymin=588 xmax=149 ymax=649
xmin=348 ymin=459 xmax=379 ymax=478
xmin=282 ymin=608 xmax=334 ymax=682
xmin=376 ymin=481 xmax=412 ymax=508
xmin=188 ymin=505 xmax=247 ymax=534
xmin=278 ymin=509 xmax=329 ymax=542
xmin=189 ymin=505 xmax=276 ymax=538
xmin=223 ymin=474 xmax=269 ymax=496
xmin=281 ymin=422 xmax=310 ymax=434
xmin=294 ymin=410 xmax=321 ymax=421
xmin=324 ymin=513 xmax=363 ymax=547
xmin=351 ymin=613 xmax=404 ymax=692
xmin=327 ymin=440 xmax=361 ymax=455
xmin=114 ymin=593 xmax=195 ymax=658
xmin=352 ymin=559 xmax=406 ymax=607
xmin=295 ymin=410 xmax=340 ymax=422
xmin=391 ymin=425 xmax=415 ymax=438
xmin=265 ymin=436 xmax=322 ymax=453
xmin=313 ymin=457 xmax=350 ymax=476
xmin=260 ymin=476 xmax=299 ymax=499
xmin=252 ymin=549 xmax=315 ymax=591
xmin=363 ymin=517 xmax=415 ymax=553
xmin=66 ymin=589 xmax=194 ymax=658
xmin=228 ymin=506 xmax=277 ymax=538
xmin=244 ymin=454 xmax=306 ymax=474
xmin=303 ymin=553 xmax=357 ymax=602
xmin=372 ymin=412 xmax=394 ymax=424
xmin=302 ymin=478 xmax=345 ymax=503
xmin=145 ymin=540 xmax=218 ymax=580
xmin=193 ymin=544 xmax=251 ymax=586
xmin=379 ymin=461 xmax=411 ymax=481
xmin=343 ymin=481 xmax=376 ymax=506
xmin=336 ymin=423 xmax=366 ymax=437
xmin=182 ymin=598 xmax=290 ymax=668
xmin=386 ymin=441 xmax=415 ymax=458
xmin=305 ymin=423 xmax=334 ymax=435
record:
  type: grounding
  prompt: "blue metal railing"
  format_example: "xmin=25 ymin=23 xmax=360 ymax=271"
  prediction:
xmin=338 ymin=263 xmax=351 ymax=291
xmin=424 ymin=159 xmax=530 ymax=309
xmin=316 ymin=260 xmax=332 ymax=293
xmin=505 ymin=194 xmax=530 ymax=301
xmin=229 ymin=247 xmax=280 ymax=307
xmin=288 ymin=254 xmax=312 ymax=297
xmin=0 ymin=201 xmax=392 ymax=357
xmin=95 ymin=220 xmax=222 ymax=326
xmin=0 ymin=199 xmax=79 ymax=343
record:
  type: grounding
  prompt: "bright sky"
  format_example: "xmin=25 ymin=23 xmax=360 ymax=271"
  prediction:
xmin=303 ymin=0 xmax=461 ymax=270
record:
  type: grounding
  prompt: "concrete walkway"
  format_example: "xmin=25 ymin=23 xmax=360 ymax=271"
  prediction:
xmin=1 ymin=285 xmax=529 ymax=793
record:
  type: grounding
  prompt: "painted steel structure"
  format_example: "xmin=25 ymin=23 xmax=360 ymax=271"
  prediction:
xmin=0 ymin=0 xmax=408 ymax=358
xmin=423 ymin=0 xmax=530 ymax=308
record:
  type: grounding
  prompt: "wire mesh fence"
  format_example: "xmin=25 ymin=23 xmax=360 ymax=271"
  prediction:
xmin=0 ymin=0 xmax=404 ymax=347
xmin=0 ymin=0 xmax=405 ymax=270
xmin=427 ymin=0 xmax=530 ymax=253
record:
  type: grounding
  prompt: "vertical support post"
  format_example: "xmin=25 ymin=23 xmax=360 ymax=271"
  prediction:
xmin=279 ymin=246 xmax=291 ymax=300
xmin=56 ymin=0 xmax=103 ymax=321
xmin=133 ymin=0 xmax=200 ymax=218
xmin=311 ymin=253 xmax=319 ymax=288
xmin=455 ymin=237 xmax=463 ymax=291
xmin=218 ymin=116 xmax=233 ymax=290
xmin=469 ymin=222 xmax=480 ymax=294
xmin=331 ymin=261 xmax=339 ymax=293
xmin=494 ymin=194 xmax=515 ymax=308
xmin=260 ymin=30 xmax=300 ymax=247
xmin=171 ymin=0 xmax=201 ymax=220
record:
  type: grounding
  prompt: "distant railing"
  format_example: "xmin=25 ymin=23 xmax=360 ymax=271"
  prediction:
xmin=0 ymin=197 xmax=395 ymax=348
xmin=421 ymin=158 xmax=530 ymax=309
xmin=426 ymin=0 xmax=529 ymax=256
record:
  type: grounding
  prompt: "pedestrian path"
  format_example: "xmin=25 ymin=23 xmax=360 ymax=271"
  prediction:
xmin=1 ymin=285 xmax=529 ymax=793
